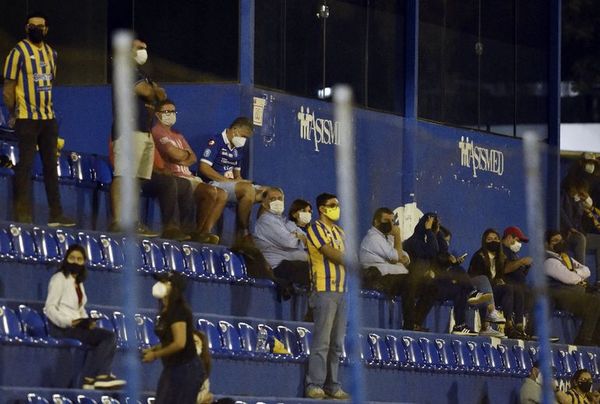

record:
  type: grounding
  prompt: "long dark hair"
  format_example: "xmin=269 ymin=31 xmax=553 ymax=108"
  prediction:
xmin=57 ymin=244 xmax=88 ymax=284
xmin=479 ymin=228 xmax=505 ymax=277
xmin=159 ymin=277 xmax=191 ymax=320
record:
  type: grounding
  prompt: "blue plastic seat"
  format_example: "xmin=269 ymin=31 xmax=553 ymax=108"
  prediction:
xmin=559 ymin=349 xmax=578 ymax=378
xmin=57 ymin=152 xmax=76 ymax=184
xmin=140 ymin=239 xmax=167 ymax=274
xmin=367 ymin=333 xmax=392 ymax=367
xmin=89 ymin=310 xmax=116 ymax=334
xmin=27 ymin=393 xmax=49 ymax=404
xmin=180 ymin=244 xmax=210 ymax=279
xmin=55 ymin=229 xmax=78 ymax=256
xmin=277 ymin=325 xmax=303 ymax=360
xmin=17 ymin=304 xmax=61 ymax=346
xmin=78 ymin=232 xmax=105 ymax=270
xmin=481 ymin=342 xmax=504 ymax=375
xmin=220 ymin=250 xmax=249 ymax=283
xmin=32 ymin=227 xmax=62 ymax=263
xmin=99 ymin=235 xmax=125 ymax=271
xmin=8 ymin=225 xmax=38 ymax=263
xmin=385 ymin=335 xmax=409 ymax=368
xmin=0 ymin=305 xmax=26 ymax=343
xmin=467 ymin=341 xmax=491 ymax=374
xmin=0 ymin=228 xmax=15 ymax=260
xmin=112 ymin=311 xmax=130 ymax=349
xmin=402 ymin=336 xmax=426 ymax=369
xmin=419 ymin=337 xmax=443 ymax=370
xmin=197 ymin=318 xmax=224 ymax=355
xmin=452 ymin=339 xmax=475 ymax=372
xmin=218 ymin=320 xmax=245 ymax=357
xmin=162 ymin=241 xmax=187 ymax=274
xmin=70 ymin=152 xmax=97 ymax=188
xmin=238 ymin=321 xmax=258 ymax=356
xmin=135 ymin=314 xmax=160 ymax=349
xmin=94 ymin=156 xmax=113 ymax=188
xmin=52 ymin=394 xmax=74 ymax=404
xmin=201 ymin=246 xmax=228 ymax=280
xmin=77 ymin=394 xmax=98 ymax=404
xmin=513 ymin=345 xmax=533 ymax=375
xmin=497 ymin=343 xmax=521 ymax=376
xmin=99 ymin=396 xmax=121 ymax=404
xmin=296 ymin=326 xmax=312 ymax=357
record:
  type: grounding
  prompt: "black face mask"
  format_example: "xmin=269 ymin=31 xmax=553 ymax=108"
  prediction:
xmin=485 ymin=241 xmax=501 ymax=252
xmin=578 ymin=380 xmax=593 ymax=393
xmin=27 ymin=27 xmax=45 ymax=44
xmin=378 ymin=222 xmax=392 ymax=235
xmin=64 ymin=262 xmax=84 ymax=276
xmin=552 ymin=241 xmax=568 ymax=254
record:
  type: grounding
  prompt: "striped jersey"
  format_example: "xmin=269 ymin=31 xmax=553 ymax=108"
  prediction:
xmin=3 ymin=39 xmax=57 ymax=120
xmin=306 ymin=220 xmax=346 ymax=292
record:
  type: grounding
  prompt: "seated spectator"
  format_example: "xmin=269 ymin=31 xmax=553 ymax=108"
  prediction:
xmin=199 ymin=117 xmax=267 ymax=239
xmin=152 ymin=99 xmax=227 ymax=244
xmin=519 ymin=361 xmax=567 ymax=404
xmin=468 ymin=228 xmax=528 ymax=339
xmin=254 ymin=187 xmax=310 ymax=289
xmin=44 ymin=245 xmax=125 ymax=390
xmin=564 ymin=369 xmax=599 ymax=403
xmin=544 ymin=230 xmax=600 ymax=346
xmin=288 ymin=199 xmax=313 ymax=231
xmin=560 ymin=176 xmax=600 ymax=280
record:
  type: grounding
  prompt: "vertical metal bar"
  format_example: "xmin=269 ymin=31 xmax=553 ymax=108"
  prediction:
xmin=546 ymin=0 xmax=561 ymax=229
xmin=403 ymin=0 xmax=419 ymax=204
xmin=240 ymin=0 xmax=255 ymax=86
xmin=334 ymin=85 xmax=365 ymax=404
xmin=513 ymin=0 xmax=518 ymax=137
xmin=112 ymin=30 xmax=140 ymax=402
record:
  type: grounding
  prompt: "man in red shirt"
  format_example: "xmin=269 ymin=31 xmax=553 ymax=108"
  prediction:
xmin=152 ymin=99 xmax=226 ymax=244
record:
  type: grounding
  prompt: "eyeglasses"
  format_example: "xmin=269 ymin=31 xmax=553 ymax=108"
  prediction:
xmin=324 ymin=203 xmax=339 ymax=208
xmin=159 ymin=110 xmax=177 ymax=115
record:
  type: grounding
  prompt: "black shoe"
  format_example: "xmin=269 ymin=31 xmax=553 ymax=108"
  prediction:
xmin=161 ymin=227 xmax=191 ymax=241
xmin=506 ymin=327 xmax=530 ymax=340
xmin=48 ymin=214 xmax=76 ymax=227
xmin=94 ymin=374 xmax=126 ymax=390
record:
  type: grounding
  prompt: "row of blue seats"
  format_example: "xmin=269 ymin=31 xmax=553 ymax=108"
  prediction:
xmin=27 ymin=393 xmax=127 ymax=404
xmin=0 ymin=223 xmax=261 ymax=285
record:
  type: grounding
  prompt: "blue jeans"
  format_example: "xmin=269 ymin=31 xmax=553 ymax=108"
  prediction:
xmin=305 ymin=291 xmax=347 ymax=393
xmin=156 ymin=356 xmax=204 ymax=404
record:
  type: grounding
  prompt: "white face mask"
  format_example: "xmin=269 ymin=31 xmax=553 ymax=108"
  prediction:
xmin=152 ymin=282 xmax=168 ymax=299
xmin=298 ymin=211 xmax=312 ymax=225
xmin=134 ymin=49 xmax=148 ymax=65
xmin=510 ymin=240 xmax=522 ymax=253
xmin=159 ymin=113 xmax=176 ymax=127
xmin=585 ymin=196 xmax=593 ymax=208
xmin=231 ymin=136 xmax=247 ymax=148
xmin=574 ymin=194 xmax=581 ymax=202
xmin=269 ymin=200 xmax=284 ymax=215
xmin=585 ymin=163 xmax=595 ymax=174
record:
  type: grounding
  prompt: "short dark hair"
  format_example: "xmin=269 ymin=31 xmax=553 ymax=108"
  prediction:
xmin=316 ymin=193 xmax=337 ymax=209
xmin=372 ymin=207 xmax=393 ymax=226
xmin=156 ymin=99 xmax=176 ymax=110
xmin=545 ymin=229 xmax=561 ymax=244
xmin=26 ymin=12 xmax=48 ymax=25
xmin=288 ymin=199 xmax=312 ymax=221
xmin=229 ymin=117 xmax=253 ymax=131
xmin=572 ymin=368 xmax=591 ymax=384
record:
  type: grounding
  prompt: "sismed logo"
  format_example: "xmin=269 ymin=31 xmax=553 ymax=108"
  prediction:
xmin=297 ymin=106 xmax=341 ymax=152
xmin=458 ymin=136 xmax=504 ymax=178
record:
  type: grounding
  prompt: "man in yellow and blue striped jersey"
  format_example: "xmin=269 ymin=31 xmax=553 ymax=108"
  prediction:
xmin=2 ymin=12 xmax=74 ymax=227
xmin=304 ymin=193 xmax=350 ymax=400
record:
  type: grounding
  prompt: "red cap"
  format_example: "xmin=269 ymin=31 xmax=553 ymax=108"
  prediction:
xmin=503 ymin=226 xmax=529 ymax=243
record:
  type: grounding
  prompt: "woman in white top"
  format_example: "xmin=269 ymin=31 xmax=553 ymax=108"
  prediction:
xmin=44 ymin=244 xmax=125 ymax=390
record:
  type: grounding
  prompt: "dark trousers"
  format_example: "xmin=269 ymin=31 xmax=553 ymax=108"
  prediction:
xmin=48 ymin=322 xmax=117 ymax=378
xmin=549 ymin=286 xmax=600 ymax=345
xmin=492 ymin=283 xmax=525 ymax=324
xmin=156 ymin=357 xmax=204 ymax=404
xmin=273 ymin=260 xmax=310 ymax=287
xmin=432 ymin=271 xmax=472 ymax=325
xmin=13 ymin=119 xmax=62 ymax=219
xmin=142 ymin=173 xmax=194 ymax=230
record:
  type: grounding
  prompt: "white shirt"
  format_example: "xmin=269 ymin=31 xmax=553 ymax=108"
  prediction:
xmin=544 ymin=250 xmax=590 ymax=285
xmin=254 ymin=211 xmax=308 ymax=267
xmin=44 ymin=272 xmax=88 ymax=328
xmin=359 ymin=226 xmax=409 ymax=275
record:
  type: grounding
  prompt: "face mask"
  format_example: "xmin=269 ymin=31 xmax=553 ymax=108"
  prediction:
xmin=585 ymin=163 xmax=595 ymax=174
xmin=159 ymin=114 xmax=176 ymax=127
xmin=64 ymin=262 xmax=84 ymax=275
xmin=134 ymin=49 xmax=148 ymax=65
xmin=574 ymin=194 xmax=581 ymax=202
xmin=378 ymin=222 xmax=393 ymax=234
xmin=510 ymin=240 xmax=522 ymax=253
xmin=152 ymin=282 xmax=168 ymax=299
xmin=298 ymin=211 xmax=312 ymax=225
xmin=552 ymin=240 xmax=568 ymax=254
xmin=585 ymin=196 xmax=593 ymax=208
xmin=269 ymin=200 xmax=284 ymax=215
xmin=27 ymin=27 xmax=45 ymax=44
xmin=579 ymin=380 xmax=593 ymax=393
xmin=323 ymin=206 xmax=340 ymax=221
xmin=231 ymin=136 xmax=247 ymax=148
xmin=485 ymin=241 xmax=500 ymax=253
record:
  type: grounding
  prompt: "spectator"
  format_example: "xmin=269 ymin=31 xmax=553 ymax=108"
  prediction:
xmin=564 ymin=369 xmax=599 ymax=403
xmin=304 ymin=193 xmax=349 ymax=400
xmin=519 ymin=361 xmax=568 ymax=404
xmin=468 ymin=228 xmax=529 ymax=339
xmin=142 ymin=272 xmax=204 ymax=404
xmin=3 ymin=12 xmax=75 ymax=226
xmin=44 ymin=245 xmax=125 ymax=390
xmin=193 ymin=330 xmax=213 ymax=404
xmin=544 ymin=230 xmax=600 ymax=346
xmin=110 ymin=38 xmax=165 ymax=236
xmin=152 ymin=99 xmax=226 ymax=243
xmin=254 ymin=187 xmax=310 ymax=289
xmin=199 ymin=117 xmax=266 ymax=239
xmin=288 ymin=198 xmax=313 ymax=230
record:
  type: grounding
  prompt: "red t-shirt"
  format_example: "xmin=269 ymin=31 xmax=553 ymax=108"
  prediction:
xmin=151 ymin=124 xmax=193 ymax=178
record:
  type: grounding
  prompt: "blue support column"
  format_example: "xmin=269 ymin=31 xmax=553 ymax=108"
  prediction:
xmin=239 ymin=0 xmax=255 ymax=86
xmin=546 ymin=0 xmax=561 ymax=229
xmin=402 ymin=0 xmax=419 ymax=204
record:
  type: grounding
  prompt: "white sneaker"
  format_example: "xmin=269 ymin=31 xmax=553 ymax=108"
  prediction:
xmin=486 ymin=310 xmax=506 ymax=324
xmin=467 ymin=291 xmax=493 ymax=305
xmin=479 ymin=327 xmax=506 ymax=338
xmin=451 ymin=324 xmax=478 ymax=336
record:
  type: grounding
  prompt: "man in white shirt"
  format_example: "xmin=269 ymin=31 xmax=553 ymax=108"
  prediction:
xmin=544 ymin=230 xmax=600 ymax=346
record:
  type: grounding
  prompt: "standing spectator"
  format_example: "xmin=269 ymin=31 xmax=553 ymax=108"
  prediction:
xmin=254 ymin=187 xmax=310 ymax=289
xmin=564 ymin=369 xmax=599 ymax=403
xmin=2 ymin=12 xmax=75 ymax=226
xmin=544 ymin=230 xmax=600 ymax=346
xmin=142 ymin=272 xmax=204 ymax=404
xmin=304 ymin=193 xmax=349 ymax=400
xmin=199 ymin=117 xmax=266 ymax=239
xmin=288 ymin=199 xmax=313 ymax=231
xmin=468 ymin=228 xmax=529 ymax=339
xmin=152 ymin=99 xmax=226 ymax=243
xmin=44 ymin=245 xmax=125 ymax=390
xmin=110 ymin=39 xmax=165 ymax=235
